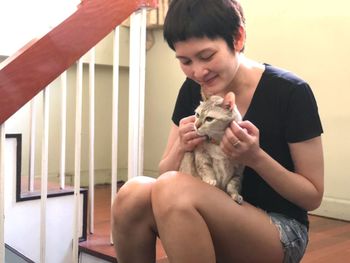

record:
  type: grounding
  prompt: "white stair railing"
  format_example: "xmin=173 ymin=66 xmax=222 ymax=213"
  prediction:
xmin=0 ymin=124 xmax=5 ymax=262
xmin=29 ymin=98 xmax=37 ymax=192
xmin=0 ymin=4 xmax=150 ymax=262
xmin=40 ymin=87 xmax=50 ymax=263
xmin=60 ymin=71 xmax=67 ymax=190
xmin=111 ymin=26 xmax=120 ymax=243
xmin=128 ymin=8 xmax=148 ymax=180
xmin=88 ymin=47 xmax=96 ymax=234
xmin=72 ymin=58 xmax=83 ymax=263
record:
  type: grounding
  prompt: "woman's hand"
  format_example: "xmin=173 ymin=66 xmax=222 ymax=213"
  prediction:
xmin=220 ymin=120 xmax=262 ymax=167
xmin=179 ymin=115 xmax=206 ymax=152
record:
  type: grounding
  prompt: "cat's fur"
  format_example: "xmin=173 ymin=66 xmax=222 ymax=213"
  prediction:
xmin=179 ymin=92 xmax=244 ymax=204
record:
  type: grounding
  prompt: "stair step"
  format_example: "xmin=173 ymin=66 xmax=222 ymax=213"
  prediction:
xmin=79 ymin=237 xmax=168 ymax=263
xmin=79 ymin=184 xmax=168 ymax=263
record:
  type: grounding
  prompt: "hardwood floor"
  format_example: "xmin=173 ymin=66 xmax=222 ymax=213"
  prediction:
xmin=79 ymin=184 xmax=350 ymax=263
xmin=78 ymin=184 xmax=168 ymax=262
xmin=301 ymin=215 xmax=350 ymax=263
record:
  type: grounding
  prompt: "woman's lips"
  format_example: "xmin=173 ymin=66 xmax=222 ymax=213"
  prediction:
xmin=201 ymin=74 xmax=218 ymax=86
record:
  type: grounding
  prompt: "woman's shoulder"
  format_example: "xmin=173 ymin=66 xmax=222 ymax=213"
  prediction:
xmin=177 ymin=78 xmax=202 ymax=107
xmin=263 ymin=64 xmax=308 ymax=87
xmin=172 ymin=78 xmax=202 ymax=125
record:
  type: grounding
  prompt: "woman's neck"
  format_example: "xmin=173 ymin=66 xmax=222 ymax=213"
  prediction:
xmin=229 ymin=56 xmax=265 ymax=117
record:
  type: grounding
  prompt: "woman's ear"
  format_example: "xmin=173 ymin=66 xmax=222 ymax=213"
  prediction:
xmin=234 ymin=26 xmax=246 ymax=52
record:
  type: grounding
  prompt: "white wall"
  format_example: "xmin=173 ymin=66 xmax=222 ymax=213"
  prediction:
xmin=4 ymin=137 xmax=84 ymax=263
xmin=0 ymin=0 xmax=80 ymax=56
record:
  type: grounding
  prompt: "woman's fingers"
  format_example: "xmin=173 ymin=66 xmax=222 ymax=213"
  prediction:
xmin=221 ymin=121 xmax=260 ymax=163
xmin=179 ymin=115 xmax=205 ymax=151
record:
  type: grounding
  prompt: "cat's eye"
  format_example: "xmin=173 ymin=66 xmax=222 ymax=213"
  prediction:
xmin=205 ymin=117 xmax=214 ymax=122
xmin=195 ymin=112 xmax=200 ymax=118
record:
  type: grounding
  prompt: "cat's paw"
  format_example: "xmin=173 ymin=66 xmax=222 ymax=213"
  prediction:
xmin=231 ymin=194 xmax=243 ymax=205
xmin=203 ymin=178 xmax=217 ymax=186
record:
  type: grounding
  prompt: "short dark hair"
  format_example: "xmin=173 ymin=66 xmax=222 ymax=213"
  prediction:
xmin=163 ymin=0 xmax=245 ymax=51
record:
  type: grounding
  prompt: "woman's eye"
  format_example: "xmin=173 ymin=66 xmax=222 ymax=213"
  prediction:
xmin=200 ymin=52 xmax=214 ymax=61
xmin=179 ymin=59 xmax=191 ymax=65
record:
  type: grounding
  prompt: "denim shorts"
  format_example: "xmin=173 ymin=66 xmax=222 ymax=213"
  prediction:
xmin=269 ymin=212 xmax=309 ymax=263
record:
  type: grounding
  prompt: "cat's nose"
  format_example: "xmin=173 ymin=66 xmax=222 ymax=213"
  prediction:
xmin=195 ymin=121 xmax=202 ymax=129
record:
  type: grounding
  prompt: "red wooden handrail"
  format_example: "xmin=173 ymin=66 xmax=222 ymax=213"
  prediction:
xmin=0 ymin=0 xmax=157 ymax=125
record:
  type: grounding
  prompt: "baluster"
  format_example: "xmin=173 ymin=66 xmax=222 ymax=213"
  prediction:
xmin=60 ymin=72 xmax=67 ymax=190
xmin=0 ymin=124 xmax=5 ymax=262
xmin=88 ymin=48 xmax=95 ymax=234
xmin=128 ymin=8 xmax=147 ymax=179
xmin=72 ymin=59 xmax=83 ymax=263
xmin=40 ymin=87 xmax=50 ymax=263
xmin=29 ymin=97 xmax=37 ymax=192
xmin=111 ymin=26 xmax=120 ymax=244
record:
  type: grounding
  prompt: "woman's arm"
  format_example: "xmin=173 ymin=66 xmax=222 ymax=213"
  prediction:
xmin=158 ymin=124 xmax=184 ymax=174
xmin=251 ymin=137 xmax=324 ymax=211
xmin=221 ymin=121 xmax=324 ymax=211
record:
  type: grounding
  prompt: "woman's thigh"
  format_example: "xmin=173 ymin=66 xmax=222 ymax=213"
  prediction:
xmin=153 ymin=172 xmax=284 ymax=263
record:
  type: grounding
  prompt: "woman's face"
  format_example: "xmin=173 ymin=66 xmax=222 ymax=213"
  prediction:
xmin=174 ymin=37 xmax=240 ymax=97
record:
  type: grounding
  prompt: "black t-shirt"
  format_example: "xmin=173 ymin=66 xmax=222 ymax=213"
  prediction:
xmin=172 ymin=64 xmax=323 ymax=228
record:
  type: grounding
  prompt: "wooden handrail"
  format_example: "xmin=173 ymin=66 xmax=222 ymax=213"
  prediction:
xmin=0 ymin=0 xmax=157 ymax=125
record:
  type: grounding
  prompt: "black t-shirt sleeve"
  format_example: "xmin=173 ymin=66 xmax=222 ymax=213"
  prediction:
xmin=285 ymin=82 xmax=323 ymax=143
xmin=172 ymin=78 xmax=202 ymax=126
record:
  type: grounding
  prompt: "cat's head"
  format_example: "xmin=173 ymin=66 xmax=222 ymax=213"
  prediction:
xmin=194 ymin=92 xmax=242 ymax=142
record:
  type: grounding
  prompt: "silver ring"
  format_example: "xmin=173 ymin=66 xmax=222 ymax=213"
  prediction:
xmin=232 ymin=140 xmax=240 ymax=147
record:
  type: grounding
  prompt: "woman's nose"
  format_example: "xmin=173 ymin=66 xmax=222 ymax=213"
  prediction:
xmin=192 ymin=63 xmax=209 ymax=80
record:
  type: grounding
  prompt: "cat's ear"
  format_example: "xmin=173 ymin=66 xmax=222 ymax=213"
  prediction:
xmin=223 ymin=92 xmax=236 ymax=111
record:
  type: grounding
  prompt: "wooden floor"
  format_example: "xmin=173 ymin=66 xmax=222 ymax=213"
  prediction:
xmin=79 ymin=184 xmax=350 ymax=263
xmin=79 ymin=184 xmax=168 ymax=262
xmin=302 ymin=215 xmax=350 ymax=263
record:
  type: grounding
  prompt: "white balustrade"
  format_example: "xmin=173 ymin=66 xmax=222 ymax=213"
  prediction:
xmin=40 ymin=87 xmax=50 ymax=263
xmin=0 ymin=124 xmax=5 ymax=262
xmin=0 ymin=5 xmax=149 ymax=261
xmin=88 ymin=48 xmax=96 ymax=234
xmin=128 ymin=8 xmax=147 ymax=180
xmin=60 ymin=71 xmax=67 ymax=190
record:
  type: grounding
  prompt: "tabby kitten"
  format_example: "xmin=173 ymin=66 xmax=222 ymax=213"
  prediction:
xmin=179 ymin=92 xmax=244 ymax=204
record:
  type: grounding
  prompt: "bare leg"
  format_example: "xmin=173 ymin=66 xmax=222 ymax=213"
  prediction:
xmin=152 ymin=172 xmax=216 ymax=263
xmin=112 ymin=176 xmax=157 ymax=263
xmin=152 ymin=171 xmax=284 ymax=263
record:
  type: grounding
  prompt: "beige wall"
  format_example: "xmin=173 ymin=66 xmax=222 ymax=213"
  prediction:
xmin=3 ymin=0 xmax=350 ymax=219
xmin=144 ymin=0 xmax=350 ymax=219
xmin=144 ymin=30 xmax=185 ymax=176
xmin=240 ymin=0 xmax=350 ymax=219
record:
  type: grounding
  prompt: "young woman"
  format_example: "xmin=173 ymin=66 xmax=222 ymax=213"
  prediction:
xmin=112 ymin=1 xmax=324 ymax=262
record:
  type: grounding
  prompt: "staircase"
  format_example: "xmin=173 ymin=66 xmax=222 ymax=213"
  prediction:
xmin=0 ymin=0 xmax=160 ymax=262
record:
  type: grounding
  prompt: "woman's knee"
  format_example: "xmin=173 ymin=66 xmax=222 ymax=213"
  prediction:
xmin=112 ymin=176 xmax=156 ymax=225
xmin=152 ymin=171 xmax=198 ymax=219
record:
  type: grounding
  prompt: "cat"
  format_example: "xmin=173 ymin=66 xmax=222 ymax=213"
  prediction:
xmin=179 ymin=92 xmax=244 ymax=204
